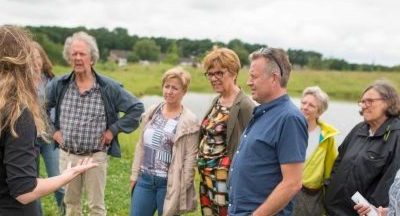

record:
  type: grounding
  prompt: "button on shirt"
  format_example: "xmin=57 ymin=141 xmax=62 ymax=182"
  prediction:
xmin=228 ymin=94 xmax=308 ymax=216
xmin=60 ymin=79 xmax=107 ymax=153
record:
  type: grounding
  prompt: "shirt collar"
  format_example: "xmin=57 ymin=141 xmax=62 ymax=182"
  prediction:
xmin=253 ymin=94 xmax=290 ymax=116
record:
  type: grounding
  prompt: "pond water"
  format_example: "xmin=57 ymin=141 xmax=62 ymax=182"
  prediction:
xmin=141 ymin=93 xmax=363 ymax=145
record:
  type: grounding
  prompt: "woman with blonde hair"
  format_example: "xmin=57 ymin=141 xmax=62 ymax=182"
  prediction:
xmin=0 ymin=25 xmax=97 ymax=215
xmin=31 ymin=41 xmax=65 ymax=214
xmin=198 ymin=48 xmax=254 ymax=216
xmin=130 ymin=67 xmax=199 ymax=216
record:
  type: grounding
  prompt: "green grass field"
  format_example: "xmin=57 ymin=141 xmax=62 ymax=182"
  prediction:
xmin=39 ymin=63 xmax=400 ymax=215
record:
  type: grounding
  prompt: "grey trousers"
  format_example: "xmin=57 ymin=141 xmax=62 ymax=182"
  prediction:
xmin=293 ymin=188 xmax=324 ymax=216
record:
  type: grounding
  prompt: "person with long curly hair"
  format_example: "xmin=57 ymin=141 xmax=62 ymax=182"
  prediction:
xmin=0 ymin=25 xmax=97 ymax=216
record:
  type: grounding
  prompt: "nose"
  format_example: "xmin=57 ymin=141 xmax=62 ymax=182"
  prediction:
xmin=73 ymin=53 xmax=82 ymax=60
xmin=359 ymin=102 xmax=367 ymax=109
xmin=209 ymin=74 xmax=218 ymax=82
xmin=246 ymin=78 xmax=252 ymax=87
xmin=165 ymin=87 xmax=173 ymax=94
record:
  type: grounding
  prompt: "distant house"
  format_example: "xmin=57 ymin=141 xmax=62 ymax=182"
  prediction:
xmin=108 ymin=50 xmax=129 ymax=67
xmin=179 ymin=56 xmax=200 ymax=68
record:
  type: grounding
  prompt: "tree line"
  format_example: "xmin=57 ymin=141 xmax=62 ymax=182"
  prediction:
xmin=27 ymin=26 xmax=399 ymax=71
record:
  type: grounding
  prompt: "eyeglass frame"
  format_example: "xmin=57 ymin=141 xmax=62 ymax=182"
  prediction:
xmin=258 ymin=47 xmax=284 ymax=77
xmin=203 ymin=70 xmax=226 ymax=80
xmin=358 ymin=98 xmax=385 ymax=107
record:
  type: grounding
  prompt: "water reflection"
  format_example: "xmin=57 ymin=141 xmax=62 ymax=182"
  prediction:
xmin=141 ymin=93 xmax=362 ymax=145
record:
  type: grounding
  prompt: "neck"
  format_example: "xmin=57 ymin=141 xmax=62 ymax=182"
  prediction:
xmin=260 ymin=88 xmax=287 ymax=104
xmin=308 ymin=119 xmax=318 ymax=132
xmin=164 ymin=102 xmax=181 ymax=112
xmin=219 ymin=85 xmax=240 ymax=107
xmin=75 ymin=70 xmax=94 ymax=82
xmin=74 ymin=72 xmax=94 ymax=93
xmin=369 ymin=116 xmax=388 ymax=134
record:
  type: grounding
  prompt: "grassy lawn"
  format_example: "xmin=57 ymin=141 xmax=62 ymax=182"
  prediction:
xmin=39 ymin=63 xmax=400 ymax=215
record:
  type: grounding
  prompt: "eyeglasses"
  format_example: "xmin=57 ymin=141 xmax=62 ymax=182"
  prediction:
xmin=258 ymin=47 xmax=283 ymax=77
xmin=358 ymin=98 xmax=385 ymax=107
xmin=204 ymin=70 xmax=225 ymax=80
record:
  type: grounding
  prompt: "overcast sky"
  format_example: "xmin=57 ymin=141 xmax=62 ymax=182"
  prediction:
xmin=2 ymin=0 xmax=399 ymax=66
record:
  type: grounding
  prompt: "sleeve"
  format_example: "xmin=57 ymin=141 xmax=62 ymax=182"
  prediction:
xmin=238 ymin=97 xmax=255 ymax=130
xmin=329 ymin=125 xmax=358 ymax=178
xmin=108 ymin=85 xmax=145 ymax=136
xmin=45 ymin=78 xmax=58 ymax=130
xmin=370 ymin=133 xmax=400 ymax=206
xmin=183 ymin=127 xmax=200 ymax=188
xmin=4 ymin=110 xmax=38 ymax=198
xmin=130 ymin=111 xmax=150 ymax=182
xmin=324 ymin=137 xmax=339 ymax=180
xmin=277 ymin=114 xmax=308 ymax=164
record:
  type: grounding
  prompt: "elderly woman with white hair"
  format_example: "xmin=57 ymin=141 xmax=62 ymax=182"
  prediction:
xmin=293 ymin=86 xmax=339 ymax=216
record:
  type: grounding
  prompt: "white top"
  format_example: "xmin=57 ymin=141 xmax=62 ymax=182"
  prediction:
xmin=306 ymin=126 xmax=321 ymax=160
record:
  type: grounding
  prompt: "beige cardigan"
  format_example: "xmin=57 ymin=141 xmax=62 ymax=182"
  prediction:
xmin=130 ymin=103 xmax=200 ymax=216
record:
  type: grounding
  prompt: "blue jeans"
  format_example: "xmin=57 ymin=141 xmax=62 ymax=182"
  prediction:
xmin=36 ymin=139 xmax=65 ymax=213
xmin=130 ymin=172 xmax=167 ymax=216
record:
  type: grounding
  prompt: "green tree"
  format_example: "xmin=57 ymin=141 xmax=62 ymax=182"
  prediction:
xmin=163 ymin=41 xmax=180 ymax=65
xmin=133 ymin=38 xmax=161 ymax=61
xmin=33 ymin=33 xmax=65 ymax=65
xmin=228 ymin=39 xmax=249 ymax=66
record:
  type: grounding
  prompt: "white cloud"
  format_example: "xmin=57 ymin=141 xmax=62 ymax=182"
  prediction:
xmin=1 ymin=0 xmax=399 ymax=66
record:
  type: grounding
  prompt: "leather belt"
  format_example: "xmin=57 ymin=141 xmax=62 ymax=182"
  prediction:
xmin=60 ymin=147 xmax=102 ymax=156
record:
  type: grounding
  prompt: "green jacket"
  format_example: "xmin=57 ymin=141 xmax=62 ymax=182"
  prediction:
xmin=302 ymin=121 xmax=339 ymax=189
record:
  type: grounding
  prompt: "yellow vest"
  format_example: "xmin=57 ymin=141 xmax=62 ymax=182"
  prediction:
xmin=302 ymin=121 xmax=339 ymax=189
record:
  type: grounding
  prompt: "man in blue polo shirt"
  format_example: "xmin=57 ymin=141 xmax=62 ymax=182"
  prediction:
xmin=228 ymin=48 xmax=308 ymax=216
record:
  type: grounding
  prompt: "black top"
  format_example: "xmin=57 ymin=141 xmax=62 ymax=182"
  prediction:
xmin=325 ymin=117 xmax=400 ymax=216
xmin=0 ymin=109 xmax=40 ymax=215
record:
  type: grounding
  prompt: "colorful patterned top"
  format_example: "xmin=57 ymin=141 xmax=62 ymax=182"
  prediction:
xmin=198 ymin=101 xmax=231 ymax=216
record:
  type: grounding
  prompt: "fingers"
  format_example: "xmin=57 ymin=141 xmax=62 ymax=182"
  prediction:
xmin=130 ymin=180 xmax=136 ymax=192
xmin=53 ymin=131 xmax=64 ymax=146
xmin=354 ymin=203 xmax=370 ymax=215
xmin=377 ymin=206 xmax=388 ymax=216
xmin=67 ymin=161 xmax=72 ymax=169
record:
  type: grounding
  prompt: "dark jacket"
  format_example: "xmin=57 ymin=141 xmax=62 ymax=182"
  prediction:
xmin=203 ymin=90 xmax=255 ymax=159
xmin=45 ymin=70 xmax=144 ymax=157
xmin=325 ymin=117 xmax=400 ymax=216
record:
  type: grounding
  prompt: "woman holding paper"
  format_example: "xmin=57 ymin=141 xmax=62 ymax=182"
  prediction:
xmin=325 ymin=80 xmax=400 ymax=215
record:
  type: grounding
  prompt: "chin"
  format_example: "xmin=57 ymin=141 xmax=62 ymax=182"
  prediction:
xmin=252 ymin=96 xmax=261 ymax=103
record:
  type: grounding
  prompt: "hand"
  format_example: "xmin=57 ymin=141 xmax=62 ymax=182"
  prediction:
xmin=130 ymin=180 xmax=136 ymax=192
xmin=354 ymin=203 xmax=385 ymax=216
xmin=354 ymin=203 xmax=371 ymax=215
xmin=64 ymin=157 xmax=98 ymax=177
xmin=377 ymin=206 xmax=388 ymax=216
xmin=101 ymin=129 xmax=114 ymax=146
xmin=53 ymin=130 xmax=64 ymax=146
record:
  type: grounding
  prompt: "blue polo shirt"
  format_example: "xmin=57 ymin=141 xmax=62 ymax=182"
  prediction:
xmin=228 ymin=94 xmax=308 ymax=216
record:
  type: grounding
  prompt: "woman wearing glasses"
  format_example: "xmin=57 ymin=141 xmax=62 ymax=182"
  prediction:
xmin=198 ymin=48 xmax=255 ymax=216
xmin=325 ymin=80 xmax=400 ymax=215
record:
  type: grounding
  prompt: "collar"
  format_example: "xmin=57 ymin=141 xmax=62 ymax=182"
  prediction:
xmin=356 ymin=117 xmax=400 ymax=137
xmin=253 ymin=94 xmax=290 ymax=116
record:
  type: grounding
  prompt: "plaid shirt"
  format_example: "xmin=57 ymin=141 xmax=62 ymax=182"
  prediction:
xmin=59 ymin=79 xmax=107 ymax=154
